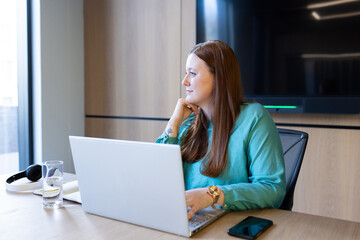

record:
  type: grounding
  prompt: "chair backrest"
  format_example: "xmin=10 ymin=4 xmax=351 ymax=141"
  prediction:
xmin=278 ymin=128 xmax=308 ymax=211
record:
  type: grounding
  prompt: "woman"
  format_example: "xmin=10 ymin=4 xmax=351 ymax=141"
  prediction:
xmin=156 ymin=40 xmax=285 ymax=219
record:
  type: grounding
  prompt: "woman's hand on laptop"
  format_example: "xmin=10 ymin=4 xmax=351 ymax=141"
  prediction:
xmin=185 ymin=187 xmax=225 ymax=219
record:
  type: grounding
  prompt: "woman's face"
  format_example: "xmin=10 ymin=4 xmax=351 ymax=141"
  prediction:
xmin=183 ymin=53 xmax=214 ymax=110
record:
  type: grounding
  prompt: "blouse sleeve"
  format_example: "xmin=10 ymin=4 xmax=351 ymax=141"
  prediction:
xmin=155 ymin=131 xmax=179 ymax=145
xmin=220 ymin=108 xmax=286 ymax=210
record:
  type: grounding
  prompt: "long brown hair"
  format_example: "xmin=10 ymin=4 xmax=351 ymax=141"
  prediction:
xmin=181 ymin=40 xmax=245 ymax=178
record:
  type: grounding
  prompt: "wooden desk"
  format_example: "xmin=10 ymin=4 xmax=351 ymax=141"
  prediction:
xmin=1 ymin=173 xmax=360 ymax=239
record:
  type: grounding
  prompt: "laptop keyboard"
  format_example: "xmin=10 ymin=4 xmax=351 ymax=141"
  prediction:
xmin=188 ymin=212 xmax=214 ymax=229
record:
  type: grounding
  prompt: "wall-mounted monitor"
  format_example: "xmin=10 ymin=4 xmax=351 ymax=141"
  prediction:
xmin=196 ymin=0 xmax=360 ymax=114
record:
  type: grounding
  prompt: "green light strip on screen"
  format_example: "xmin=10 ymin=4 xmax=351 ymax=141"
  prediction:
xmin=264 ymin=105 xmax=298 ymax=109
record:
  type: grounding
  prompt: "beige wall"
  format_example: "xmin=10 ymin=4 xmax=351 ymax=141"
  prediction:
xmin=84 ymin=0 xmax=360 ymax=222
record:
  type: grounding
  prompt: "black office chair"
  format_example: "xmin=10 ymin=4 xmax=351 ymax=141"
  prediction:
xmin=278 ymin=128 xmax=308 ymax=211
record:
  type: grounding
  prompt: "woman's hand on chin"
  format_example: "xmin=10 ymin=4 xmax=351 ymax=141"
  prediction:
xmin=174 ymin=98 xmax=199 ymax=119
xmin=165 ymin=99 xmax=199 ymax=138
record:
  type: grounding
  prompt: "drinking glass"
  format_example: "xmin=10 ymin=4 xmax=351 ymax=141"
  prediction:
xmin=42 ymin=160 xmax=63 ymax=208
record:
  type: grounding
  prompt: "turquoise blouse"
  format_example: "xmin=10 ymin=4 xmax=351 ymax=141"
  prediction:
xmin=156 ymin=103 xmax=286 ymax=210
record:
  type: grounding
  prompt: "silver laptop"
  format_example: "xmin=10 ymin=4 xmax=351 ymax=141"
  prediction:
xmin=69 ymin=136 xmax=228 ymax=237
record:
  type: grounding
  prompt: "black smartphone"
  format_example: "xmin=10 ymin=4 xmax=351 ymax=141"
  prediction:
xmin=227 ymin=216 xmax=273 ymax=239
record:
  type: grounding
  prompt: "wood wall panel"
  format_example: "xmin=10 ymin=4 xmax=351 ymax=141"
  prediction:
xmin=272 ymin=113 xmax=360 ymax=222
xmin=278 ymin=126 xmax=360 ymax=222
xmin=85 ymin=118 xmax=167 ymax=142
xmin=271 ymin=113 xmax=360 ymax=127
xmin=84 ymin=0 xmax=181 ymax=118
xmin=180 ymin=0 xmax=196 ymax=98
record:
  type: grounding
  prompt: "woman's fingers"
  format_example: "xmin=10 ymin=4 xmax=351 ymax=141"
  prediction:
xmin=180 ymin=99 xmax=199 ymax=116
xmin=173 ymin=99 xmax=198 ymax=123
xmin=187 ymin=206 xmax=198 ymax=219
xmin=185 ymin=103 xmax=199 ymax=115
xmin=185 ymin=188 xmax=212 ymax=219
xmin=186 ymin=192 xmax=198 ymax=219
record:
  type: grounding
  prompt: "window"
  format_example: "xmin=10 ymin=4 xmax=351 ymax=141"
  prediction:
xmin=0 ymin=0 xmax=32 ymax=174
